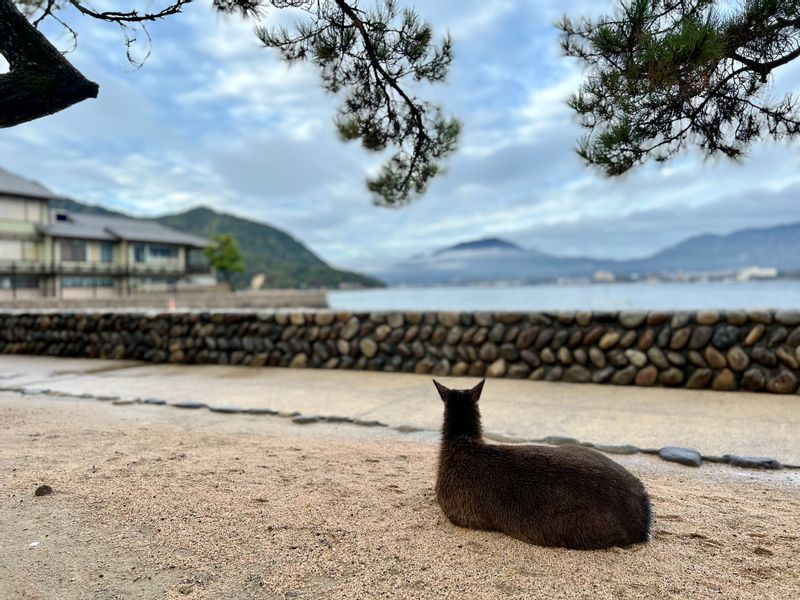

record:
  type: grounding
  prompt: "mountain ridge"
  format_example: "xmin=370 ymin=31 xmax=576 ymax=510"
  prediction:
xmin=377 ymin=222 xmax=800 ymax=285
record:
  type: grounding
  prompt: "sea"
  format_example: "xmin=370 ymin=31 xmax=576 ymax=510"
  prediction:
xmin=328 ymin=280 xmax=800 ymax=312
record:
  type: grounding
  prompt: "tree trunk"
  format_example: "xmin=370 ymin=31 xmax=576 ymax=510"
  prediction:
xmin=0 ymin=0 xmax=99 ymax=128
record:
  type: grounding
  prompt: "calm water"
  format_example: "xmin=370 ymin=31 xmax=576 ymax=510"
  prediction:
xmin=328 ymin=281 xmax=800 ymax=312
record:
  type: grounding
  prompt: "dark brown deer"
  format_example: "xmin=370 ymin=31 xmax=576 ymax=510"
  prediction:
xmin=434 ymin=379 xmax=651 ymax=549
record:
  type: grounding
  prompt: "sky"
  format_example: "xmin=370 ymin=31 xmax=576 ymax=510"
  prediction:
xmin=2 ymin=0 xmax=800 ymax=275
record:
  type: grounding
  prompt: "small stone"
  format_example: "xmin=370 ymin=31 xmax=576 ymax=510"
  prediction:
xmin=608 ymin=350 xmax=628 ymax=368
xmin=767 ymin=370 xmax=798 ymax=394
xmin=619 ymin=311 xmax=647 ymax=328
xmin=658 ymin=447 xmax=702 ymax=467
xmin=516 ymin=327 xmax=540 ymax=349
xmin=625 ymin=349 xmax=648 ymax=368
xmin=599 ymin=331 xmax=621 ymax=350
xmin=712 ymin=369 xmax=737 ymax=391
xmin=173 ymin=401 xmax=207 ymax=409
xmin=544 ymin=366 xmax=563 ymax=382
xmin=666 ymin=351 xmax=686 ymax=367
xmin=712 ymin=325 xmax=740 ymax=350
xmin=704 ymin=346 xmax=727 ymax=369
xmin=340 ymin=317 xmax=360 ymax=340
xmin=659 ymin=368 xmax=684 ymax=387
xmin=725 ymin=310 xmax=747 ymax=326
xmin=373 ymin=325 xmax=393 ymax=342
xmin=611 ymin=366 xmax=637 ymax=385
xmin=520 ymin=350 xmax=541 ymax=368
xmin=723 ymin=455 xmax=783 ymax=470
xmin=671 ymin=312 xmax=691 ymax=328
xmin=543 ymin=435 xmax=579 ymax=446
xmin=696 ymin=310 xmax=720 ymax=325
xmin=563 ymin=365 xmax=591 ymax=383
xmin=619 ymin=330 xmax=638 ymax=349
xmin=747 ymin=310 xmax=772 ymax=324
xmin=289 ymin=353 xmax=309 ymax=368
xmin=500 ymin=343 xmax=519 ymax=362
xmin=688 ymin=326 xmax=713 ymax=349
xmin=292 ymin=415 xmax=322 ymax=425
xmin=432 ymin=360 xmax=451 ymax=377
xmin=575 ymin=311 xmax=593 ymax=326
xmin=686 ymin=368 xmax=712 ymax=389
xmin=776 ymin=346 xmax=799 ymax=369
xmin=582 ymin=325 xmax=605 ymax=346
xmin=315 ymin=312 xmax=335 ymax=326
xmin=479 ymin=342 xmax=499 ymax=363
xmin=289 ymin=313 xmax=305 ymax=326
xmin=437 ymin=312 xmax=460 ymax=327
xmin=594 ymin=444 xmax=640 ymax=455
xmin=646 ymin=312 xmax=668 ymax=326
xmin=540 ymin=347 xmax=556 ymax=364
xmin=209 ymin=404 xmax=243 ymax=414
xmin=589 ymin=347 xmax=607 ymax=368
xmin=741 ymin=368 xmax=766 ymax=391
xmin=468 ymin=361 xmax=486 ymax=377
xmin=635 ymin=365 xmax=658 ymax=386
xmin=592 ymin=367 xmax=615 ymax=383
xmin=647 ymin=347 xmax=669 ymax=369
xmin=529 ymin=367 xmax=546 ymax=381
xmin=508 ymin=364 xmax=532 ymax=379
xmin=573 ymin=348 xmax=587 ymax=365
xmin=487 ymin=359 xmax=507 ymax=378
xmin=637 ymin=328 xmax=656 ymax=351
xmin=557 ymin=347 xmax=572 ymax=365
xmin=35 ymin=484 xmax=53 ymax=497
xmin=744 ymin=325 xmax=766 ymax=346
xmin=387 ymin=313 xmax=405 ymax=328
xmin=768 ymin=327 xmax=788 ymax=347
xmin=786 ymin=327 xmax=800 ymax=347
xmin=451 ymin=362 xmax=469 ymax=376
xmin=176 ymin=583 xmax=194 ymax=595
xmin=726 ymin=346 xmax=750 ymax=371
xmin=688 ymin=350 xmax=707 ymax=367
xmin=751 ymin=346 xmax=778 ymax=368
xmin=775 ymin=310 xmax=800 ymax=326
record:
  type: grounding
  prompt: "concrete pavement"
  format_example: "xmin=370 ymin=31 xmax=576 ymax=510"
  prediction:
xmin=1 ymin=355 xmax=798 ymax=464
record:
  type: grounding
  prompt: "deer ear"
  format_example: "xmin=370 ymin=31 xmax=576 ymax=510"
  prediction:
xmin=470 ymin=379 xmax=486 ymax=401
xmin=432 ymin=379 xmax=450 ymax=401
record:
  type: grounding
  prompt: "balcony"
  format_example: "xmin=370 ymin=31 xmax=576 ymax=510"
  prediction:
xmin=0 ymin=260 xmax=211 ymax=277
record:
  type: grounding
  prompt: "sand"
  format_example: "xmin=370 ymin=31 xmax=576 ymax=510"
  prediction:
xmin=1 ymin=392 xmax=798 ymax=600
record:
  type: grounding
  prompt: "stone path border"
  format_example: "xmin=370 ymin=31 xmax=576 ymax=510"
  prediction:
xmin=4 ymin=384 xmax=797 ymax=472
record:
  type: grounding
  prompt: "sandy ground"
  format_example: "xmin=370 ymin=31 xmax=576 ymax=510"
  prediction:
xmin=1 ymin=393 xmax=799 ymax=600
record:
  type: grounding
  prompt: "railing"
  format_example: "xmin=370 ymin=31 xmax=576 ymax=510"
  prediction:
xmin=0 ymin=260 xmax=211 ymax=277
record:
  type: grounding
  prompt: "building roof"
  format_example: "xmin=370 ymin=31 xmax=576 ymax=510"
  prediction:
xmin=39 ymin=212 xmax=210 ymax=247
xmin=0 ymin=166 xmax=59 ymax=200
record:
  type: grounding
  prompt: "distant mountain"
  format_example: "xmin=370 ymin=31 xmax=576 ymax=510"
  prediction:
xmin=377 ymin=224 xmax=800 ymax=285
xmin=378 ymin=237 xmax=609 ymax=285
xmin=50 ymin=199 xmax=383 ymax=289
xmin=435 ymin=237 xmax=525 ymax=255
xmin=628 ymin=222 xmax=800 ymax=273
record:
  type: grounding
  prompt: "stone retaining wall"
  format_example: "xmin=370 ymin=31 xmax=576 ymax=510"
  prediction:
xmin=1 ymin=309 xmax=799 ymax=394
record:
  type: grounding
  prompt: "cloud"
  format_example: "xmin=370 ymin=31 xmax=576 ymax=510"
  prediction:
xmin=2 ymin=0 xmax=799 ymax=276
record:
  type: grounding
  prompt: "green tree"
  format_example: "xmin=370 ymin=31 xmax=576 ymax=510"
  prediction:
xmin=560 ymin=0 xmax=800 ymax=176
xmin=204 ymin=234 xmax=246 ymax=291
xmin=1 ymin=0 xmax=458 ymax=207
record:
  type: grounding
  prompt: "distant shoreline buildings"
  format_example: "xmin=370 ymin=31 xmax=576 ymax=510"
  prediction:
xmin=0 ymin=167 xmax=215 ymax=300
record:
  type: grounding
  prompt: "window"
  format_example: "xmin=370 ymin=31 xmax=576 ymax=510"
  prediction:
xmin=100 ymin=242 xmax=114 ymax=263
xmin=55 ymin=212 xmax=70 ymax=222
xmin=60 ymin=239 xmax=87 ymax=262
xmin=62 ymin=277 xmax=114 ymax=288
xmin=134 ymin=244 xmax=146 ymax=263
xmin=148 ymin=244 xmax=179 ymax=259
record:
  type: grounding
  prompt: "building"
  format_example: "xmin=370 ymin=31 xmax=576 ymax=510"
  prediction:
xmin=0 ymin=167 xmax=213 ymax=299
